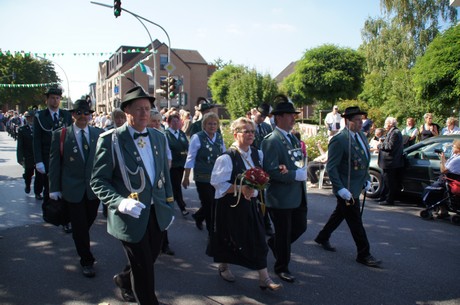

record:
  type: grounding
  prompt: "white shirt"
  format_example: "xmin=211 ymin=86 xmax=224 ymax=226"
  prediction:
xmin=211 ymin=145 xmax=263 ymax=199
xmin=72 ymin=123 xmax=90 ymax=160
xmin=128 ymin=126 xmax=155 ymax=186
xmin=324 ymin=112 xmax=342 ymax=131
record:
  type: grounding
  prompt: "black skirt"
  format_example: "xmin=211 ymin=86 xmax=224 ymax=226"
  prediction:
xmin=207 ymin=194 xmax=268 ymax=270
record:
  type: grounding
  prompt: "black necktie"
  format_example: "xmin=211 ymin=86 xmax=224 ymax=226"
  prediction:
xmin=355 ymin=134 xmax=368 ymax=157
xmin=288 ymin=133 xmax=297 ymax=146
xmin=134 ymin=132 xmax=149 ymax=139
xmin=81 ymin=130 xmax=89 ymax=161
xmin=257 ymin=124 xmax=262 ymax=135
xmin=53 ymin=113 xmax=59 ymax=127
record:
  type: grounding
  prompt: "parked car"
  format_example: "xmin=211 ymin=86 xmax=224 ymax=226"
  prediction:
xmin=366 ymin=135 xmax=460 ymax=199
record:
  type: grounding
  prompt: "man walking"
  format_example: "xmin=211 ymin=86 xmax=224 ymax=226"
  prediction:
xmin=91 ymin=86 xmax=174 ymax=305
xmin=261 ymin=95 xmax=307 ymax=283
xmin=314 ymin=106 xmax=381 ymax=268
xmin=48 ymin=100 xmax=102 ymax=277
xmin=17 ymin=111 xmax=43 ymax=198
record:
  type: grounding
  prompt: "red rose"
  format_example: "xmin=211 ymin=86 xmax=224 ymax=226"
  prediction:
xmin=243 ymin=167 xmax=270 ymax=190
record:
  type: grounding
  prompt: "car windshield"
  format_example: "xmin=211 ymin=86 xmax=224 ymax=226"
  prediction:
xmin=407 ymin=139 xmax=453 ymax=160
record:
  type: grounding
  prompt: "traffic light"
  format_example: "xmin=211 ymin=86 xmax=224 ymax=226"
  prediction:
xmin=159 ymin=78 xmax=168 ymax=97
xmin=168 ymin=77 xmax=177 ymax=98
xmin=114 ymin=0 xmax=121 ymax=18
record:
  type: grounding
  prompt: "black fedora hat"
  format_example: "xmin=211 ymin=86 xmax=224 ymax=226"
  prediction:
xmin=342 ymin=106 xmax=367 ymax=119
xmin=70 ymin=99 xmax=94 ymax=113
xmin=45 ymin=86 xmax=62 ymax=96
xmin=270 ymin=94 xmax=300 ymax=115
xmin=120 ymin=86 xmax=155 ymax=111
xmin=196 ymin=97 xmax=215 ymax=112
xmin=257 ymin=103 xmax=270 ymax=117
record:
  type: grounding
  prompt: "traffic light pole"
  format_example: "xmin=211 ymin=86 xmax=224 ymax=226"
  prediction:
xmin=91 ymin=1 xmax=172 ymax=108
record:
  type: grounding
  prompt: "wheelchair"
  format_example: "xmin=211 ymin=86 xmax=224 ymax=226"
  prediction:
xmin=420 ymin=176 xmax=460 ymax=225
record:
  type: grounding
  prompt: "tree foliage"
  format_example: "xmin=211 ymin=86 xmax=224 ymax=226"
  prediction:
xmin=281 ymin=44 xmax=365 ymax=109
xmin=208 ymin=64 xmax=278 ymax=119
xmin=412 ymin=24 xmax=460 ymax=118
xmin=0 ymin=55 xmax=60 ymax=111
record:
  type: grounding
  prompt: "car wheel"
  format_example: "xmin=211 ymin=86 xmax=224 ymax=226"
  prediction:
xmin=366 ymin=170 xmax=382 ymax=199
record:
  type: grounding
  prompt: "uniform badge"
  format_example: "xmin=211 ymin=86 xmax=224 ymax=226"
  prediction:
xmin=158 ymin=179 xmax=163 ymax=189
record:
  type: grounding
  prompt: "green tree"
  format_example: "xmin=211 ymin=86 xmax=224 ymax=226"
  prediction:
xmin=282 ymin=44 xmax=365 ymax=109
xmin=208 ymin=64 xmax=278 ymax=119
xmin=412 ymin=24 xmax=460 ymax=118
xmin=0 ymin=54 xmax=60 ymax=110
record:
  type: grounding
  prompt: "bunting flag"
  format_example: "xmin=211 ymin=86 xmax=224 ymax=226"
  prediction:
xmin=0 ymin=82 xmax=60 ymax=88
xmin=0 ymin=48 xmax=151 ymax=58
xmin=139 ymin=63 xmax=153 ymax=77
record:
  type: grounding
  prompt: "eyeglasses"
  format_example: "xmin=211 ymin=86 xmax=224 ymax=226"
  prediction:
xmin=75 ymin=110 xmax=90 ymax=116
xmin=238 ymin=129 xmax=255 ymax=134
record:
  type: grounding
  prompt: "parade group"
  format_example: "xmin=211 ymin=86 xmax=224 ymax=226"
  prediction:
xmin=1 ymin=85 xmax=458 ymax=305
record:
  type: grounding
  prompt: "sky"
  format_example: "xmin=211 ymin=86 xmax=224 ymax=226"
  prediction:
xmin=0 ymin=0 xmax=386 ymax=102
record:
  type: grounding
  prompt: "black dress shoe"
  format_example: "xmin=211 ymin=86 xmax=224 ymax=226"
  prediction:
xmin=25 ymin=186 xmax=31 ymax=194
xmin=356 ymin=255 xmax=382 ymax=268
xmin=314 ymin=238 xmax=336 ymax=252
xmin=276 ymin=271 xmax=295 ymax=283
xmin=62 ymin=223 xmax=72 ymax=234
xmin=192 ymin=213 xmax=203 ymax=230
xmin=113 ymin=274 xmax=136 ymax=302
xmin=35 ymin=194 xmax=43 ymax=200
xmin=82 ymin=265 xmax=95 ymax=278
xmin=161 ymin=246 xmax=175 ymax=256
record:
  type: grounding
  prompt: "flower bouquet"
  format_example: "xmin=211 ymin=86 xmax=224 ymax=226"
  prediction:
xmin=232 ymin=167 xmax=270 ymax=214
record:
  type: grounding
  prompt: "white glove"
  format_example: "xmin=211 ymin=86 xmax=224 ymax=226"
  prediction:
xmin=338 ymin=188 xmax=352 ymax=201
xmin=118 ymin=198 xmax=146 ymax=218
xmin=295 ymin=166 xmax=308 ymax=181
xmin=49 ymin=192 xmax=62 ymax=200
xmin=363 ymin=181 xmax=372 ymax=192
xmin=36 ymin=162 xmax=46 ymax=174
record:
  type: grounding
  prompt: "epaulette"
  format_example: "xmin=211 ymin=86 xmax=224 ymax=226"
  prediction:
xmin=100 ymin=128 xmax=116 ymax=138
xmin=264 ymin=132 xmax=274 ymax=139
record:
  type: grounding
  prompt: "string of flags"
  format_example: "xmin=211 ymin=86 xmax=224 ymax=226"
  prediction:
xmin=0 ymin=48 xmax=150 ymax=58
xmin=0 ymin=82 xmax=60 ymax=88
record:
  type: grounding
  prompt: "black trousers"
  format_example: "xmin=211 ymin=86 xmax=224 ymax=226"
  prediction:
xmin=316 ymin=196 xmax=370 ymax=259
xmin=381 ymin=167 xmax=403 ymax=203
xmin=307 ymin=161 xmax=325 ymax=184
xmin=120 ymin=207 xmax=164 ymax=305
xmin=66 ymin=194 xmax=100 ymax=266
xmin=23 ymin=166 xmax=44 ymax=195
xmin=170 ymin=167 xmax=186 ymax=211
xmin=194 ymin=181 xmax=216 ymax=233
xmin=267 ymin=195 xmax=307 ymax=274
xmin=40 ymin=172 xmax=50 ymax=202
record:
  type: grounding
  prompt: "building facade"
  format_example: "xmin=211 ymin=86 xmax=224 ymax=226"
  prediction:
xmin=95 ymin=40 xmax=214 ymax=114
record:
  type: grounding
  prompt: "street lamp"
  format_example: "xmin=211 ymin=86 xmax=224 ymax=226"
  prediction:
xmin=35 ymin=55 xmax=71 ymax=109
xmin=90 ymin=1 xmax=172 ymax=108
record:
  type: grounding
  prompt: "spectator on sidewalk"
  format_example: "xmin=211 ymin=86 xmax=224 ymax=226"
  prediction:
xmin=307 ymin=141 xmax=328 ymax=187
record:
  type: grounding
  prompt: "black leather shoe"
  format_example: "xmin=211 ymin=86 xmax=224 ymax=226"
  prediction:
xmin=356 ymin=255 xmax=382 ymax=268
xmin=82 ymin=265 xmax=95 ymax=278
xmin=113 ymin=274 xmax=135 ymax=302
xmin=35 ymin=194 xmax=43 ymax=200
xmin=62 ymin=223 xmax=72 ymax=234
xmin=276 ymin=271 xmax=295 ymax=283
xmin=314 ymin=238 xmax=336 ymax=252
xmin=25 ymin=186 xmax=31 ymax=194
xmin=192 ymin=213 xmax=203 ymax=230
xmin=162 ymin=246 xmax=175 ymax=256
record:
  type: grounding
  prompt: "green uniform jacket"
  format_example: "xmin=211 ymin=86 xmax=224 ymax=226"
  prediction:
xmin=261 ymin=128 xmax=307 ymax=209
xmin=49 ymin=125 xmax=103 ymax=203
xmin=90 ymin=124 xmax=174 ymax=243
xmin=326 ymin=128 xmax=370 ymax=198
xmin=33 ymin=109 xmax=72 ymax=170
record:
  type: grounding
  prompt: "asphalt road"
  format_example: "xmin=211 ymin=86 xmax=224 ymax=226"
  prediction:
xmin=0 ymin=131 xmax=459 ymax=305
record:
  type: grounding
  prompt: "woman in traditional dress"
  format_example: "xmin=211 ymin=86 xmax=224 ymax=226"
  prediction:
xmin=209 ymin=117 xmax=282 ymax=291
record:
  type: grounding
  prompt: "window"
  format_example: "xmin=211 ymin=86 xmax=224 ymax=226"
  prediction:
xmin=160 ymin=54 xmax=168 ymax=70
